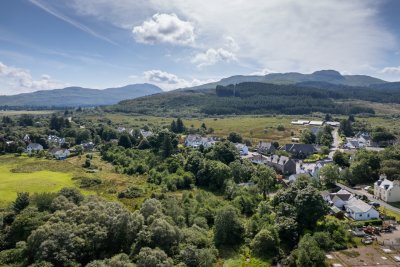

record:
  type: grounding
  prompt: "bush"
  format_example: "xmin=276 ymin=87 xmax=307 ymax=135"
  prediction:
xmin=31 ymin=192 xmax=57 ymax=212
xmin=117 ymin=186 xmax=144 ymax=199
xmin=277 ymin=125 xmax=285 ymax=131
xmin=80 ymin=177 xmax=102 ymax=188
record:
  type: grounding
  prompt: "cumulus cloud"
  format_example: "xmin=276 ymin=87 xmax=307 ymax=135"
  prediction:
xmin=0 ymin=62 xmax=65 ymax=95
xmin=192 ymin=48 xmax=237 ymax=68
xmin=68 ymin=0 xmax=396 ymax=75
xmin=381 ymin=66 xmax=400 ymax=74
xmin=250 ymin=68 xmax=277 ymax=76
xmin=133 ymin=13 xmax=195 ymax=45
xmin=142 ymin=70 xmax=214 ymax=90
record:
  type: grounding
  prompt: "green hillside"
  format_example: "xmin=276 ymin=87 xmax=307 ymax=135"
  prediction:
xmin=108 ymin=82 xmax=400 ymax=116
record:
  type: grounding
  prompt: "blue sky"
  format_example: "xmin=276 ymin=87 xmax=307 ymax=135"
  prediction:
xmin=0 ymin=0 xmax=400 ymax=95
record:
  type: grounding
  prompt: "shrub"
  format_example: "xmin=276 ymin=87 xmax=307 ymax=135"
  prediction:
xmin=80 ymin=177 xmax=102 ymax=188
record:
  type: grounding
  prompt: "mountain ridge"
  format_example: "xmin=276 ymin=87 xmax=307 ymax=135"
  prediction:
xmin=0 ymin=83 xmax=162 ymax=107
xmin=188 ymin=70 xmax=388 ymax=90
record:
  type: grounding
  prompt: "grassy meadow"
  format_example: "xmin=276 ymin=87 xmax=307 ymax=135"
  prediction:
xmin=0 ymin=156 xmax=78 ymax=207
xmin=83 ymin=113 xmax=331 ymax=144
xmin=0 ymin=110 xmax=56 ymax=116
xmin=0 ymin=153 xmax=165 ymax=210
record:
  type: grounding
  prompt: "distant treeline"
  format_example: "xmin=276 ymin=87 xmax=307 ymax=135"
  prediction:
xmin=111 ymin=82 xmax=378 ymax=116
xmin=0 ymin=106 xmax=68 ymax=111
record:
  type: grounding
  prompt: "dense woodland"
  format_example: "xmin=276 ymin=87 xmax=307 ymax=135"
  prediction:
xmin=107 ymin=81 xmax=400 ymax=116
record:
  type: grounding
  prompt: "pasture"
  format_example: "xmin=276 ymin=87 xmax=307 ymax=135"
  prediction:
xmin=0 ymin=110 xmax=55 ymax=116
xmin=0 ymin=154 xmax=154 ymax=209
xmin=0 ymin=156 xmax=77 ymax=207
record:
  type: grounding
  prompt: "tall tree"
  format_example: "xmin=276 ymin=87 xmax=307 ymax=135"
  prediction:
xmin=252 ymin=165 xmax=276 ymax=199
xmin=300 ymin=129 xmax=316 ymax=144
xmin=214 ymin=206 xmax=244 ymax=247
xmin=12 ymin=192 xmax=30 ymax=213
xmin=176 ymin=118 xmax=185 ymax=133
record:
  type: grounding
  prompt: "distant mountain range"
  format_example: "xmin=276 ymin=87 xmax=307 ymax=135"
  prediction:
xmin=110 ymin=70 xmax=400 ymax=117
xmin=189 ymin=70 xmax=388 ymax=89
xmin=1 ymin=70 xmax=398 ymax=108
xmin=0 ymin=84 xmax=162 ymax=107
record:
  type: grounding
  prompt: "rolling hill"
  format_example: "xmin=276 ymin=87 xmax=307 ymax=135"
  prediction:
xmin=109 ymin=81 xmax=400 ymax=116
xmin=189 ymin=70 xmax=387 ymax=90
xmin=0 ymin=83 xmax=162 ymax=107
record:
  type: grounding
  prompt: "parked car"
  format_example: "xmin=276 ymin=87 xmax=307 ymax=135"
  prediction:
xmin=369 ymin=201 xmax=380 ymax=208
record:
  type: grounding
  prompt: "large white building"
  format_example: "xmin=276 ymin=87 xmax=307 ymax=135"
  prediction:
xmin=345 ymin=198 xmax=379 ymax=221
xmin=374 ymin=175 xmax=400 ymax=202
xmin=324 ymin=188 xmax=379 ymax=221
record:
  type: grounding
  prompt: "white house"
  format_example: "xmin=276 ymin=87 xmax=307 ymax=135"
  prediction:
xmin=48 ymin=135 xmax=65 ymax=146
xmin=235 ymin=143 xmax=249 ymax=155
xmin=354 ymin=132 xmax=372 ymax=147
xmin=344 ymin=198 xmax=379 ymax=221
xmin=344 ymin=132 xmax=372 ymax=149
xmin=49 ymin=148 xmax=70 ymax=160
xmin=26 ymin=143 xmax=43 ymax=154
xmin=140 ymin=129 xmax=153 ymax=138
xmin=374 ymin=175 xmax=400 ymax=202
xmin=185 ymin=134 xmax=218 ymax=148
xmin=324 ymin=189 xmax=354 ymax=209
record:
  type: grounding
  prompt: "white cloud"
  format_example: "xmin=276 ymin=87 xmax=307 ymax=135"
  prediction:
xmin=133 ymin=13 xmax=195 ymax=45
xmin=250 ymin=68 xmax=277 ymax=76
xmin=142 ymin=70 xmax=214 ymax=90
xmin=192 ymin=48 xmax=237 ymax=68
xmin=0 ymin=62 xmax=66 ymax=95
xmin=381 ymin=66 xmax=400 ymax=74
xmin=68 ymin=0 xmax=396 ymax=75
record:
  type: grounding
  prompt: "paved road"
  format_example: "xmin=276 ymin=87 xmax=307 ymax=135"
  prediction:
xmin=336 ymin=182 xmax=400 ymax=214
xmin=329 ymin=128 xmax=340 ymax=159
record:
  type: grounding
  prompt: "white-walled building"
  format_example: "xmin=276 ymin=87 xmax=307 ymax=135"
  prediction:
xmin=324 ymin=189 xmax=379 ymax=221
xmin=374 ymin=175 xmax=400 ymax=202
xmin=235 ymin=143 xmax=249 ymax=155
xmin=345 ymin=198 xmax=379 ymax=221
xmin=324 ymin=189 xmax=353 ymax=209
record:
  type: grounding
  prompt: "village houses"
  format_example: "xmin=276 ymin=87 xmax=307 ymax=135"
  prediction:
xmin=26 ymin=143 xmax=43 ymax=154
xmin=49 ymin=148 xmax=71 ymax=160
xmin=256 ymin=141 xmax=276 ymax=155
xmin=324 ymin=189 xmax=379 ymax=221
xmin=184 ymin=134 xmax=218 ymax=148
xmin=374 ymin=175 xmax=400 ymax=202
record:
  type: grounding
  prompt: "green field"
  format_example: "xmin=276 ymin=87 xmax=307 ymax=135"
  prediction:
xmin=81 ymin=112 xmax=400 ymax=147
xmin=0 ymin=110 xmax=56 ymax=116
xmin=82 ymin=113 xmax=330 ymax=144
xmin=0 ymin=154 xmax=154 ymax=209
xmin=0 ymin=156 xmax=78 ymax=207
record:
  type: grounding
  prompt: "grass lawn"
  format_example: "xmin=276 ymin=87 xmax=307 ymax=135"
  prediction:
xmin=379 ymin=206 xmax=400 ymax=221
xmin=388 ymin=202 xmax=400 ymax=209
xmin=0 ymin=155 xmax=78 ymax=207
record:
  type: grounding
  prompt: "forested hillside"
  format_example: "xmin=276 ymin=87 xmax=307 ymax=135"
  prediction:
xmin=108 ymin=81 xmax=400 ymax=116
xmin=0 ymin=84 xmax=162 ymax=107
